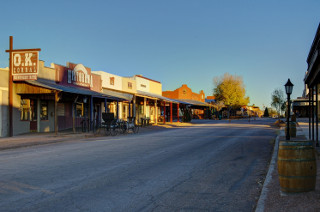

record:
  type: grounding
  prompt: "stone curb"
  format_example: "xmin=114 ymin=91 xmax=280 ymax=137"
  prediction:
xmin=255 ymin=131 xmax=280 ymax=212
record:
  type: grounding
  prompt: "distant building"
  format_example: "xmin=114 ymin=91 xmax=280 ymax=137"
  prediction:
xmin=162 ymin=84 xmax=209 ymax=119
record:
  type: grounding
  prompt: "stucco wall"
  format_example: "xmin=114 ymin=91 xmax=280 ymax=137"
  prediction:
xmin=37 ymin=61 xmax=56 ymax=81
xmin=94 ymin=71 xmax=122 ymax=91
xmin=122 ymin=77 xmax=136 ymax=94
xmin=149 ymin=81 xmax=162 ymax=95
xmin=135 ymin=76 xmax=150 ymax=92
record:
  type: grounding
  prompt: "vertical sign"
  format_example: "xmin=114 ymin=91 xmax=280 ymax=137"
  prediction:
xmin=12 ymin=51 xmax=39 ymax=81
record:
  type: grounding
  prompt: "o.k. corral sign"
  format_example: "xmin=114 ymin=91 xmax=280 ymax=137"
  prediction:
xmin=12 ymin=51 xmax=39 ymax=81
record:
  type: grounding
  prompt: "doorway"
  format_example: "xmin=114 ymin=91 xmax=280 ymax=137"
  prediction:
xmin=30 ymin=99 xmax=37 ymax=132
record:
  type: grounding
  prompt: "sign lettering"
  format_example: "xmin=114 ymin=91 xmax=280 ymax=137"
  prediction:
xmin=67 ymin=64 xmax=93 ymax=88
xmin=12 ymin=51 xmax=39 ymax=81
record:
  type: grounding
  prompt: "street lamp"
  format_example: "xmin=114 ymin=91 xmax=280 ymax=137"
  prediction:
xmin=285 ymin=79 xmax=294 ymax=140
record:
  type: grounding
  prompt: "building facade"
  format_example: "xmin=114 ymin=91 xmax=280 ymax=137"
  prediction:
xmin=162 ymin=84 xmax=208 ymax=119
xmin=0 ymin=60 xmax=126 ymax=137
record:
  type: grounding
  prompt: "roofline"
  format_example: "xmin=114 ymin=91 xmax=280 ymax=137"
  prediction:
xmin=135 ymin=75 xmax=161 ymax=84
xmin=307 ymin=23 xmax=320 ymax=64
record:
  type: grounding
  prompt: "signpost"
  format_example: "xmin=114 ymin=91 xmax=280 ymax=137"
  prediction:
xmin=5 ymin=36 xmax=41 ymax=136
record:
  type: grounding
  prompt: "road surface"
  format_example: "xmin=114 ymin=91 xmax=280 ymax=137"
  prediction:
xmin=0 ymin=119 xmax=276 ymax=211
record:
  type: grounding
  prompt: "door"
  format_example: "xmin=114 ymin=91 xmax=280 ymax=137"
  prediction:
xmin=30 ymin=99 xmax=37 ymax=132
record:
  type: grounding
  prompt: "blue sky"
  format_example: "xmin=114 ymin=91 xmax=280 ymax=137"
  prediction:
xmin=0 ymin=0 xmax=319 ymax=108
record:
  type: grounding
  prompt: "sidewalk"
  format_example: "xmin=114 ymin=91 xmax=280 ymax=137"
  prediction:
xmin=256 ymin=120 xmax=320 ymax=212
xmin=0 ymin=122 xmax=191 ymax=151
xmin=0 ymin=132 xmax=93 ymax=151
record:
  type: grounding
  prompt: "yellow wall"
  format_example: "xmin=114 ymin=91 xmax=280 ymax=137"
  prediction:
xmin=122 ymin=77 xmax=137 ymax=94
xmin=149 ymin=81 xmax=162 ymax=95
xmin=0 ymin=68 xmax=9 ymax=137
xmin=37 ymin=61 xmax=56 ymax=81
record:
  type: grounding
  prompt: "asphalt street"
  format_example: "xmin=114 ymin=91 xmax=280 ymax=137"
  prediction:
xmin=0 ymin=119 xmax=276 ymax=212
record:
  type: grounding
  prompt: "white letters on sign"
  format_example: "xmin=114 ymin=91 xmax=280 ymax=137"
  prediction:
xmin=67 ymin=64 xmax=93 ymax=88
xmin=12 ymin=51 xmax=39 ymax=78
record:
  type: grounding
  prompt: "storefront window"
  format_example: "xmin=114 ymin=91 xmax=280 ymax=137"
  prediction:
xmin=139 ymin=105 xmax=144 ymax=115
xmin=40 ymin=100 xmax=48 ymax=120
xmin=76 ymin=103 xmax=84 ymax=117
xmin=20 ymin=99 xmax=30 ymax=121
xmin=122 ymin=105 xmax=126 ymax=119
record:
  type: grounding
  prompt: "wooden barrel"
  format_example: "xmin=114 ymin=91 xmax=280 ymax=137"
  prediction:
xmin=278 ymin=141 xmax=316 ymax=192
xmin=285 ymin=122 xmax=297 ymax=137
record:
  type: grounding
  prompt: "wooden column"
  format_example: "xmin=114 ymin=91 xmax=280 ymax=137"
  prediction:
xmin=116 ymin=100 xmax=119 ymax=120
xmin=309 ymin=86 xmax=311 ymax=140
xmin=312 ymin=87 xmax=315 ymax=141
xmin=73 ymin=102 xmax=76 ymax=133
xmin=104 ymin=98 xmax=107 ymax=113
xmin=9 ymin=36 xmax=13 ymax=137
xmin=163 ymin=101 xmax=166 ymax=124
xmin=72 ymin=95 xmax=78 ymax=133
xmin=177 ymin=103 xmax=180 ymax=122
xmin=54 ymin=91 xmax=59 ymax=135
xmin=170 ymin=102 xmax=173 ymax=123
xmin=90 ymin=96 xmax=93 ymax=131
xmin=316 ymin=84 xmax=319 ymax=146
xmin=37 ymin=97 xmax=40 ymax=132
xmin=133 ymin=95 xmax=136 ymax=124
xmin=155 ymin=100 xmax=158 ymax=125
xmin=143 ymin=97 xmax=146 ymax=118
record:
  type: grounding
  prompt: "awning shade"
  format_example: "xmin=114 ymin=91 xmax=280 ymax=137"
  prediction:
xmin=25 ymin=79 xmax=125 ymax=101
xmin=136 ymin=90 xmax=179 ymax=103
xmin=178 ymin=99 xmax=211 ymax=107
xmin=102 ymin=88 xmax=133 ymax=101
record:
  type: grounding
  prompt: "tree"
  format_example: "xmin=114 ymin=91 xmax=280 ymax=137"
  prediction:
xmin=213 ymin=73 xmax=250 ymax=118
xmin=263 ymin=107 xmax=269 ymax=117
xmin=212 ymin=101 xmax=225 ymax=119
xmin=271 ymin=88 xmax=285 ymax=121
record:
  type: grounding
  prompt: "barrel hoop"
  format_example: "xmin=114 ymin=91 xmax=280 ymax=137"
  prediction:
xmin=279 ymin=147 xmax=314 ymax=150
xmin=279 ymin=142 xmax=314 ymax=146
xmin=281 ymin=187 xmax=314 ymax=192
xmin=279 ymin=143 xmax=313 ymax=148
xmin=278 ymin=158 xmax=316 ymax=162
xmin=279 ymin=175 xmax=316 ymax=179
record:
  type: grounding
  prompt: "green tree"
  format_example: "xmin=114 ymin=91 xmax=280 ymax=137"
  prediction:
xmin=213 ymin=73 xmax=250 ymax=118
xmin=271 ymin=88 xmax=285 ymax=121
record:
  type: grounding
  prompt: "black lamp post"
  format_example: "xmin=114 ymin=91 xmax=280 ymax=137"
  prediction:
xmin=285 ymin=79 xmax=294 ymax=140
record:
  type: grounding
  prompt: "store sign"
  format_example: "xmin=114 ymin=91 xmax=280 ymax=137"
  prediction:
xmin=67 ymin=64 xmax=93 ymax=88
xmin=12 ymin=51 xmax=39 ymax=81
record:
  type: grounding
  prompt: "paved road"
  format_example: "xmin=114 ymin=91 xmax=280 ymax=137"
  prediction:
xmin=0 ymin=119 xmax=276 ymax=212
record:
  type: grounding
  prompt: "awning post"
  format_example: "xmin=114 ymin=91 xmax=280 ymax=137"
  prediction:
xmin=116 ymin=100 xmax=119 ymax=120
xmin=177 ymin=103 xmax=180 ymax=122
xmin=54 ymin=91 xmax=59 ymax=135
xmin=155 ymin=100 xmax=158 ymax=125
xmin=163 ymin=101 xmax=166 ymax=124
xmin=170 ymin=102 xmax=173 ymax=123
xmin=90 ymin=96 xmax=94 ymax=132
xmin=104 ymin=98 xmax=107 ymax=113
